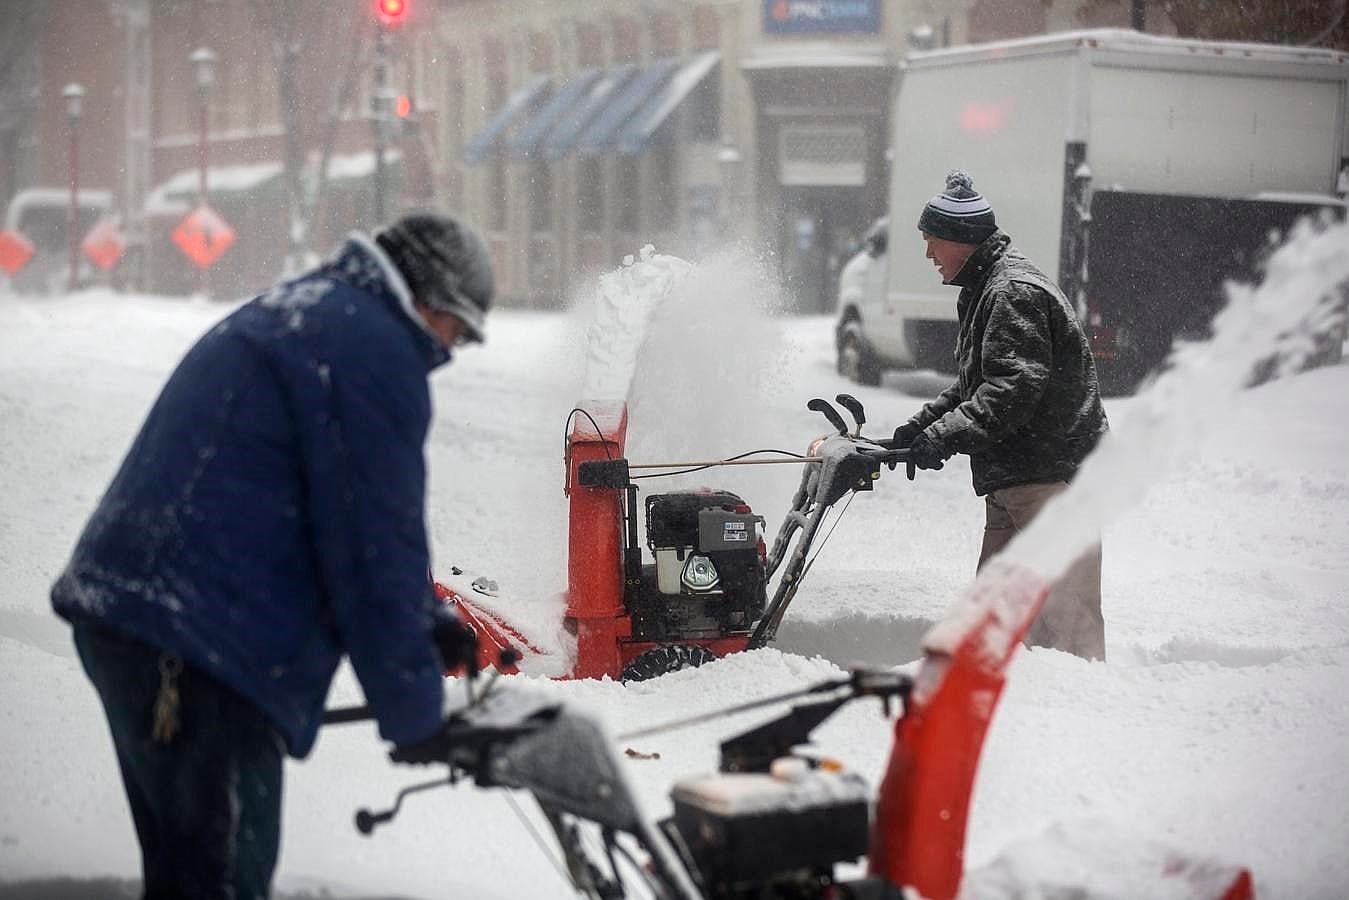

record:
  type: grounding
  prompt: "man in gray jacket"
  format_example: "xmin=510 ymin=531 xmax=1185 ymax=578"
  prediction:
xmin=896 ymin=171 xmax=1109 ymax=660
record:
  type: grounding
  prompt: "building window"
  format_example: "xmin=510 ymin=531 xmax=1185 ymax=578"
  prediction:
xmin=778 ymin=123 xmax=867 ymax=187
xmin=686 ymin=72 xmax=720 ymax=143
xmin=648 ymin=145 xmax=677 ymax=230
xmin=577 ymin=23 xmax=604 ymax=68
xmin=578 ymin=159 xmax=604 ymax=233
xmin=529 ymin=161 xmax=552 ymax=232
xmin=651 ymin=12 xmax=680 ymax=56
xmin=489 ymin=158 xmax=508 ymax=231
xmin=447 ymin=71 xmax=464 ymax=157
xmin=529 ymin=30 xmax=555 ymax=72
xmin=692 ymin=5 xmax=722 ymax=51
xmin=613 ymin=16 xmax=640 ymax=63
xmin=483 ymin=38 xmax=509 ymax=232
xmin=615 ymin=157 xmax=639 ymax=232
xmin=484 ymin=37 xmax=507 ymax=84
xmin=444 ymin=52 xmax=465 ymax=200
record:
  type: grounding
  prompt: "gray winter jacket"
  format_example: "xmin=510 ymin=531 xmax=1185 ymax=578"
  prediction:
xmin=911 ymin=231 xmax=1108 ymax=496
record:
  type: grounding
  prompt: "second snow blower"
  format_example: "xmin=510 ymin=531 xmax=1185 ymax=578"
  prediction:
xmin=437 ymin=393 xmax=915 ymax=681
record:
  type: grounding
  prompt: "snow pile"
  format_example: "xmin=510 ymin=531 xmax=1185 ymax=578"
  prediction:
xmin=929 ymin=219 xmax=1349 ymax=662
xmin=962 ymin=819 xmax=1252 ymax=900
xmin=1009 ymin=217 xmax=1349 ymax=582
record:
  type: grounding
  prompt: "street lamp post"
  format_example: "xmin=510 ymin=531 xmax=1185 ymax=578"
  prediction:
xmin=63 ymin=83 xmax=85 ymax=292
xmin=372 ymin=0 xmax=409 ymax=226
xmin=190 ymin=47 xmax=217 ymax=295
xmin=372 ymin=33 xmax=392 ymax=224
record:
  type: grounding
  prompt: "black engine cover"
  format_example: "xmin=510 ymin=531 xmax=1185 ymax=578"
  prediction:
xmin=631 ymin=491 xmax=766 ymax=642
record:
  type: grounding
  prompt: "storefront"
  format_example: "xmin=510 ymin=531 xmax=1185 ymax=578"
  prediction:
xmin=444 ymin=0 xmax=961 ymax=309
xmin=743 ymin=48 xmax=893 ymax=312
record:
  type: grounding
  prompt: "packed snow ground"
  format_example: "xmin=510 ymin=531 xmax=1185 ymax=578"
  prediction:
xmin=1 ymin=237 xmax=1347 ymax=898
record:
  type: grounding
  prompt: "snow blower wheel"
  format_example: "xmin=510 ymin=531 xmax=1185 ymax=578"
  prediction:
xmin=621 ymin=644 xmax=718 ymax=682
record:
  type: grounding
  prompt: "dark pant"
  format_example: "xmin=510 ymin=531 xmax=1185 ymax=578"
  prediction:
xmin=73 ymin=624 xmax=284 ymax=900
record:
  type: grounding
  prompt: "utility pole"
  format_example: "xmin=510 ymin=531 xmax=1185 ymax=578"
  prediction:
xmin=373 ymin=0 xmax=409 ymax=226
xmin=62 ymin=83 xmax=84 ymax=293
xmin=191 ymin=47 xmax=218 ymax=296
xmin=118 ymin=0 xmax=152 ymax=291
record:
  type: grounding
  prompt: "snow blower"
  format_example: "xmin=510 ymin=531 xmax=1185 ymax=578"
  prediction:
xmin=435 ymin=393 xmax=917 ymax=681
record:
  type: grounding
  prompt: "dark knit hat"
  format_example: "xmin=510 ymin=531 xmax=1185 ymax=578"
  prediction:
xmin=917 ymin=170 xmax=997 ymax=245
xmin=376 ymin=213 xmax=494 ymax=343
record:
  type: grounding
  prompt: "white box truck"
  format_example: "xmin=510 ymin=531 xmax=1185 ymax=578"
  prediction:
xmin=836 ymin=29 xmax=1349 ymax=393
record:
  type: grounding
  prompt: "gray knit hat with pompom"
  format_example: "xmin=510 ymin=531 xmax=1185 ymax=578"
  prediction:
xmin=917 ymin=170 xmax=997 ymax=245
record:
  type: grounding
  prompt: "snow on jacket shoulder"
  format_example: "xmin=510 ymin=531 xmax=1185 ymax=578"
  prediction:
xmin=51 ymin=235 xmax=452 ymax=757
xmin=913 ymin=231 xmax=1109 ymax=496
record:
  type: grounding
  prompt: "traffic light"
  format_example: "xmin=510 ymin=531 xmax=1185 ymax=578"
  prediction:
xmin=375 ymin=0 xmax=407 ymax=27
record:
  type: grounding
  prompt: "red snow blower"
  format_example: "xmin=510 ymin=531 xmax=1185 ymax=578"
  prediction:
xmin=436 ymin=393 xmax=914 ymax=681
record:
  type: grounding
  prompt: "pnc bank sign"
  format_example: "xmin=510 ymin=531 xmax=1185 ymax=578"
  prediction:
xmin=764 ymin=0 xmax=882 ymax=34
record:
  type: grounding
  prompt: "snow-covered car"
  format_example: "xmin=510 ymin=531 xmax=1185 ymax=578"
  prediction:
xmin=834 ymin=217 xmax=957 ymax=385
xmin=2 ymin=187 xmax=114 ymax=294
xmin=834 ymin=217 xmax=889 ymax=386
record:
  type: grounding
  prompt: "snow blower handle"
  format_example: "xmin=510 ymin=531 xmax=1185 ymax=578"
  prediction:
xmin=808 ymin=397 xmax=849 ymax=435
xmin=328 ymin=690 xmax=565 ymax=838
xmin=871 ymin=437 xmax=918 ymax=481
xmin=835 ymin=393 xmax=866 ymax=436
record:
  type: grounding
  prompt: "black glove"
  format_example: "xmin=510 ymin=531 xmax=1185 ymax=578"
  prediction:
xmin=907 ymin=432 xmax=947 ymax=471
xmin=889 ymin=421 xmax=923 ymax=449
xmin=431 ymin=603 xmax=479 ymax=676
xmin=390 ymin=722 xmax=453 ymax=765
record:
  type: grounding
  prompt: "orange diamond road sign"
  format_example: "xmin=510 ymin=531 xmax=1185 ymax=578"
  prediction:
xmin=82 ymin=219 xmax=127 ymax=272
xmin=172 ymin=204 xmax=236 ymax=270
xmin=0 ymin=228 xmax=35 ymax=276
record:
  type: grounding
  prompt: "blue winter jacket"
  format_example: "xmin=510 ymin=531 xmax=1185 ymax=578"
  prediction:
xmin=52 ymin=234 xmax=452 ymax=757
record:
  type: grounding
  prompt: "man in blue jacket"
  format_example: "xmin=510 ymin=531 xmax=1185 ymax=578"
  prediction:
xmin=51 ymin=213 xmax=492 ymax=898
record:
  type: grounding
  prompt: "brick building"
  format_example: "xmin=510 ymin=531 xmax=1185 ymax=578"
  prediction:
xmin=10 ymin=0 xmax=1338 ymax=306
xmin=7 ymin=0 xmax=434 ymax=298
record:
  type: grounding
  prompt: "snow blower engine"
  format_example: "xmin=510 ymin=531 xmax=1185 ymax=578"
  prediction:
xmin=632 ymin=490 xmax=768 ymax=645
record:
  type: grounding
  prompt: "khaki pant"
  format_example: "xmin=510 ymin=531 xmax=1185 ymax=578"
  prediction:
xmin=977 ymin=482 xmax=1105 ymax=660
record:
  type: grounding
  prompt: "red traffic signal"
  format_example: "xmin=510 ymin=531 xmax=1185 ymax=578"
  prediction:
xmin=375 ymin=0 xmax=407 ymax=26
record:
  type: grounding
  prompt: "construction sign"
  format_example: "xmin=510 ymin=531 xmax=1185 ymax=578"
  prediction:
xmin=172 ymin=204 xmax=236 ymax=270
xmin=81 ymin=219 xmax=126 ymax=272
xmin=0 ymin=229 xmax=35 ymax=276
